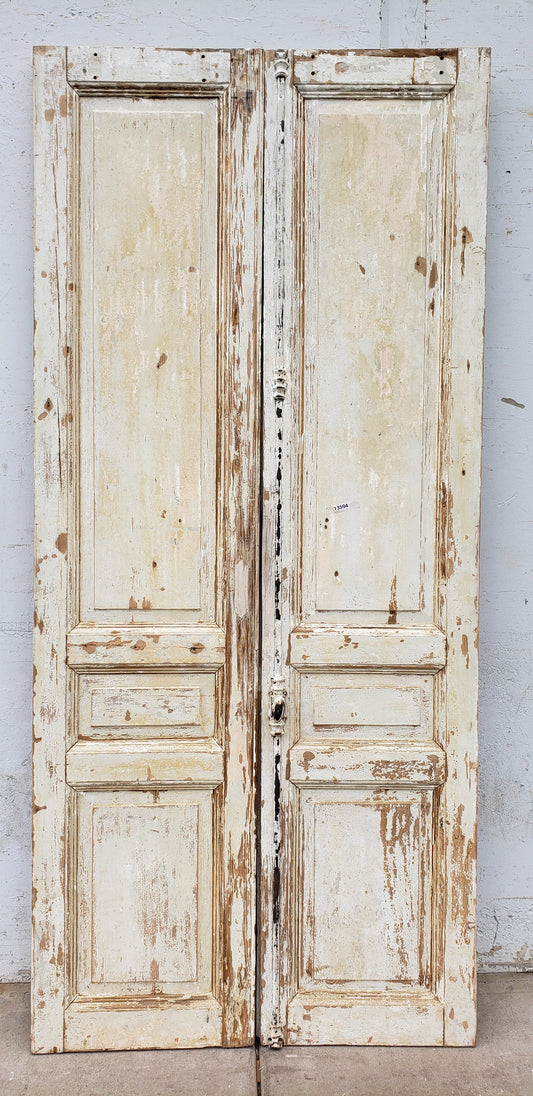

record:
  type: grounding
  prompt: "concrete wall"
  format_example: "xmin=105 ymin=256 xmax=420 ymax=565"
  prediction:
xmin=1 ymin=0 xmax=531 ymax=980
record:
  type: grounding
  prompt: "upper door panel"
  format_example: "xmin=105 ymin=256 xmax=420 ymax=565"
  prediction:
xmin=301 ymin=93 xmax=444 ymax=624
xmin=79 ymin=95 xmax=218 ymax=620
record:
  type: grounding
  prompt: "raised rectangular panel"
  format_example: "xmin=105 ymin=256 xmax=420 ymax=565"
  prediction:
xmin=79 ymin=96 xmax=218 ymax=619
xmin=299 ymin=789 xmax=433 ymax=988
xmin=301 ymin=97 xmax=444 ymax=623
xmin=91 ymin=687 xmax=200 ymax=728
xmin=79 ymin=672 xmax=216 ymax=740
xmin=75 ymin=789 xmax=213 ymax=996
xmin=313 ymin=685 xmax=420 ymax=730
xmin=302 ymin=672 xmax=433 ymax=740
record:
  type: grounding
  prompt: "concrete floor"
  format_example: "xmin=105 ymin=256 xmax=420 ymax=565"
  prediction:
xmin=1 ymin=976 xmax=531 ymax=1096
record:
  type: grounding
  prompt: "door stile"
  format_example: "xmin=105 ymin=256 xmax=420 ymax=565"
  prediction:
xmin=219 ymin=47 xmax=264 ymax=1046
xmin=33 ymin=45 xmax=72 ymax=1052
xmin=439 ymin=48 xmax=490 ymax=1045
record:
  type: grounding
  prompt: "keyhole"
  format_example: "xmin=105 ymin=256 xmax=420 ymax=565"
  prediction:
xmin=272 ymin=700 xmax=285 ymax=722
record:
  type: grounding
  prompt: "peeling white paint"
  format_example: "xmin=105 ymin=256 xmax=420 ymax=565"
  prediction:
xmin=0 ymin=0 xmax=532 ymax=981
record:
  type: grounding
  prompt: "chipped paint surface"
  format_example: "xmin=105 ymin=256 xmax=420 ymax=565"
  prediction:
xmin=32 ymin=47 xmax=261 ymax=1052
xmin=1 ymin=0 xmax=532 ymax=1040
xmin=261 ymin=46 xmax=489 ymax=1049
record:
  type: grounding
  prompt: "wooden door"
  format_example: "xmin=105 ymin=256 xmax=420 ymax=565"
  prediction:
xmin=34 ymin=46 xmax=489 ymax=1055
xmin=33 ymin=47 xmax=262 ymax=1052
xmin=260 ymin=49 xmax=489 ymax=1047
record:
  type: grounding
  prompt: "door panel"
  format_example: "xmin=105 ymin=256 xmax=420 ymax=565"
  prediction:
xmin=303 ymin=96 xmax=443 ymax=621
xmin=297 ymin=789 xmax=432 ymax=985
xmin=79 ymin=96 xmax=218 ymax=618
xmin=33 ymin=47 xmax=262 ymax=1052
xmin=261 ymin=49 xmax=488 ymax=1047
xmin=78 ymin=672 xmax=216 ymax=739
xmin=302 ymin=673 xmax=434 ymax=739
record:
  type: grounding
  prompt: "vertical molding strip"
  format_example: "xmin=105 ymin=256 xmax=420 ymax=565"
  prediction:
xmin=267 ymin=48 xmax=290 ymax=1049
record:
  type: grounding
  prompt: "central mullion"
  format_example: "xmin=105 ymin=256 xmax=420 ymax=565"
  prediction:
xmin=259 ymin=49 xmax=296 ymax=1048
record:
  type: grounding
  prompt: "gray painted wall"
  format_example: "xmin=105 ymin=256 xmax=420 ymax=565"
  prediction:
xmin=1 ymin=0 xmax=531 ymax=980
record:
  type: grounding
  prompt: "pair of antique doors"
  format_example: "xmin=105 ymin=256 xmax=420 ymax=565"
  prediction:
xmin=33 ymin=46 xmax=489 ymax=1052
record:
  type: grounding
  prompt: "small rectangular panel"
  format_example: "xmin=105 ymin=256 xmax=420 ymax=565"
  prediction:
xmin=92 ymin=687 xmax=200 ymax=728
xmin=79 ymin=97 xmax=218 ymax=617
xmin=302 ymin=672 xmax=433 ymax=739
xmin=299 ymin=789 xmax=432 ymax=988
xmin=75 ymin=789 xmax=213 ymax=997
xmin=301 ymin=96 xmax=444 ymax=621
xmin=314 ymin=686 xmax=420 ymax=728
xmin=79 ymin=672 xmax=216 ymax=739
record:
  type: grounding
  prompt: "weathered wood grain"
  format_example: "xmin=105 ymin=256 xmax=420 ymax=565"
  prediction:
xmin=260 ymin=48 xmax=296 ymax=1048
xmin=439 ymin=46 xmax=490 ymax=1047
xmin=218 ymin=48 xmax=263 ymax=1047
xmin=307 ymin=674 xmax=432 ymax=737
xmin=287 ymin=988 xmax=444 ymax=1046
xmin=73 ymin=789 xmax=214 ymax=1002
xmin=32 ymin=45 xmax=71 ymax=1054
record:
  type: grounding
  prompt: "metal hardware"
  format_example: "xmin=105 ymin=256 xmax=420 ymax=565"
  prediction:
xmin=269 ymin=678 xmax=287 ymax=735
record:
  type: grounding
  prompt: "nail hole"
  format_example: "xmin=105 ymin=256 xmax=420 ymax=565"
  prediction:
xmin=311 ymin=70 xmax=316 ymax=76
xmin=334 ymin=570 xmax=339 ymax=577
